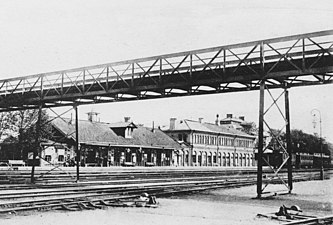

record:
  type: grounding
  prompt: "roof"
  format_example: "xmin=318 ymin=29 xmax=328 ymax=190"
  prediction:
xmin=167 ymin=119 xmax=255 ymax=138
xmin=51 ymin=118 xmax=181 ymax=150
xmin=203 ymin=122 xmax=253 ymax=137
xmin=132 ymin=127 xmax=181 ymax=149
xmin=108 ymin=121 xmax=137 ymax=128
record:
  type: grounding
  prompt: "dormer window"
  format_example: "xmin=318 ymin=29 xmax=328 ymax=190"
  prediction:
xmin=125 ymin=127 xmax=133 ymax=138
xmin=109 ymin=121 xmax=137 ymax=139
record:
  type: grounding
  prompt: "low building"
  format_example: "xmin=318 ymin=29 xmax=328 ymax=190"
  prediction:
xmin=50 ymin=115 xmax=181 ymax=167
xmin=164 ymin=114 xmax=257 ymax=167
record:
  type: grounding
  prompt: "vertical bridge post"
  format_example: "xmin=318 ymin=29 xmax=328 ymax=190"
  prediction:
xmin=74 ymin=104 xmax=80 ymax=182
xmin=257 ymin=80 xmax=265 ymax=198
xmin=285 ymin=87 xmax=293 ymax=192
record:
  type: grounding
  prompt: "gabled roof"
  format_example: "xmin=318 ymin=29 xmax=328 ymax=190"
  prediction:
xmin=52 ymin=117 xmax=125 ymax=145
xmin=51 ymin=118 xmax=181 ymax=150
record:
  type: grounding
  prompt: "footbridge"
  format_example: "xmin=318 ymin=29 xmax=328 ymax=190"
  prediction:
xmin=1 ymin=30 xmax=332 ymax=198
xmin=0 ymin=30 xmax=332 ymax=111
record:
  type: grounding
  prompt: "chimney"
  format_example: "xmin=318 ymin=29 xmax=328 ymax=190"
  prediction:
xmin=169 ymin=118 xmax=176 ymax=130
xmin=198 ymin=118 xmax=203 ymax=123
xmin=124 ymin=117 xmax=131 ymax=122
xmin=226 ymin=114 xmax=233 ymax=119
xmin=215 ymin=114 xmax=219 ymax=125
xmin=239 ymin=116 xmax=245 ymax=121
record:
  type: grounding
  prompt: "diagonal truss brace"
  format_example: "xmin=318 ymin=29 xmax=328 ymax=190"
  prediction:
xmin=32 ymin=105 xmax=80 ymax=182
xmin=257 ymin=81 xmax=293 ymax=198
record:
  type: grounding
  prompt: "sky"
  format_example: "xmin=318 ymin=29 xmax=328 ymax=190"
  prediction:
xmin=0 ymin=0 xmax=332 ymax=141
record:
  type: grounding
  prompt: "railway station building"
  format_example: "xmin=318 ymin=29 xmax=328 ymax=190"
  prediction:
xmin=48 ymin=115 xmax=181 ymax=167
xmin=164 ymin=114 xmax=257 ymax=167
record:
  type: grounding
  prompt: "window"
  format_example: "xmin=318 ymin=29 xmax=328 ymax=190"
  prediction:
xmin=213 ymin=155 xmax=217 ymax=163
xmin=208 ymin=155 xmax=212 ymax=164
xmin=58 ymin=155 xmax=64 ymax=162
xmin=192 ymin=154 xmax=197 ymax=163
xmin=45 ymin=155 xmax=51 ymax=162
xmin=123 ymin=127 xmax=134 ymax=138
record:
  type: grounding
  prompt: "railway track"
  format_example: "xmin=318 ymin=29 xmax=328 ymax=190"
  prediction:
xmin=0 ymin=169 xmax=326 ymax=216
xmin=0 ymin=168 xmax=326 ymax=187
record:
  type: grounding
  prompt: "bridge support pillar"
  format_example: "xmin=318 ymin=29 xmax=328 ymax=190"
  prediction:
xmin=257 ymin=81 xmax=293 ymax=198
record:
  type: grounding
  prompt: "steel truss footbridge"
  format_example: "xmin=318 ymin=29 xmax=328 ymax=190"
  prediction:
xmin=0 ymin=30 xmax=332 ymax=198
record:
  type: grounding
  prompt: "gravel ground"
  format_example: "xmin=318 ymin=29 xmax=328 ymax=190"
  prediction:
xmin=1 ymin=179 xmax=332 ymax=225
xmin=1 ymin=198 xmax=275 ymax=225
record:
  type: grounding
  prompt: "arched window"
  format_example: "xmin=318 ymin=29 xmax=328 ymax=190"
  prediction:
xmin=198 ymin=151 xmax=202 ymax=166
xmin=192 ymin=151 xmax=197 ymax=164
xmin=204 ymin=152 xmax=208 ymax=166
xmin=208 ymin=152 xmax=212 ymax=166
xmin=213 ymin=152 xmax=217 ymax=164
xmin=223 ymin=152 xmax=226 ymax=166
xmin=227 ymin=153 xmax=231 ymax=166
xmin=185 ymin=150 xmax=189 ymax=166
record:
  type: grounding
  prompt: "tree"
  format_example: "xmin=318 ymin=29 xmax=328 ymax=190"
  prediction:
xmin=0 ymin=109 xmax=52 ymax=160
xmin=264 ymin=129 xmax=331 ymax=155
xmin=240 ymin=121 xmax=258 ymax=135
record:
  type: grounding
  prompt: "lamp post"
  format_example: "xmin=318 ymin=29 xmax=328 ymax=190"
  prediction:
xmin=311 ymin=109 xmax=324 ymax=180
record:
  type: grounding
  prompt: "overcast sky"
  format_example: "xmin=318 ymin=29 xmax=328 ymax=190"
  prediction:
xmin=0 ymin=0 xmax=332 ymax=141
